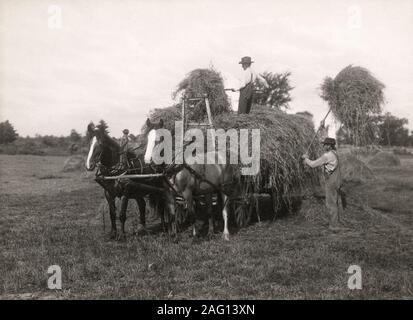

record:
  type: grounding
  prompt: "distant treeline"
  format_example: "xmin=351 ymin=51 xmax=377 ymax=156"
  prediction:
xmin=336 ymin=112 xmax=413 ymax=148
xmin=0 ymin=129 xmax=88 ymax=156
xmin=1 ymin=109 xmax=413 ymax=157
xmin=0 ymin=119 xmax=128 ymax=156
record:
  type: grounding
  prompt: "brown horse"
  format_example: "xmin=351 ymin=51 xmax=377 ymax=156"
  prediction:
xmin=85 ymin=120 xmax=164 ymax=241
xmin=161 ymin=152 xmax=240 ymax=241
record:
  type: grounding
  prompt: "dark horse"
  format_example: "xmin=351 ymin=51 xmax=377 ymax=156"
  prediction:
xmin=85 ymin=120 xmax=165 ymax=241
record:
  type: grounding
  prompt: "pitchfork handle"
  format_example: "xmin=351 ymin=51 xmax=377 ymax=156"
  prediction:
xmin=305 ymin=107 xmax=332 ymax=154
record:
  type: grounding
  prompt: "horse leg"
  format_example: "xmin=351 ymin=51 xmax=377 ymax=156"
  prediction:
xmin=118 ymin=195 xmax=128 ymax=242
xmin=182 ymin=189 xmax=196 ymax=239
xmin=205 ymin=193 xmax=214 ymax=239
xmin=136 ymin=196 xmax=147 ymax=234
xmin=165 ymin=190 xmax=177 ymax=239
xmin=105 ymin=190 xmax=117 ymax=240
xmin=221 ymin=193 xmax=230 ymax=241
xmin=157 ymin=198 xmax=166 ymax=233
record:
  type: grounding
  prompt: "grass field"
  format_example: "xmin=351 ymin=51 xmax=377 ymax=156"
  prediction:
xmin=0 ymin=154 xmax=412 ymax=299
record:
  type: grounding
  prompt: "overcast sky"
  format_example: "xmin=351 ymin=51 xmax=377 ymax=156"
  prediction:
xmin=1 ymin=0 xmax=412 ymax=137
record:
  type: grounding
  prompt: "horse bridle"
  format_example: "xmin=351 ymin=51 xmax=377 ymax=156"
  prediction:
xmin=93 ymin=138 xmax=122 ymax=178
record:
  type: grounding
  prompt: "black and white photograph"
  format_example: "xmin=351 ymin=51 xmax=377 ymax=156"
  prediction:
xmin=0 ymin=0 xmax=412 ymax=304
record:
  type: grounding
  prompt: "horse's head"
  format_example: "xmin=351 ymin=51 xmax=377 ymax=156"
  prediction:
xmin=143 ymin=118 xmax=164 ymax=163
xmin=86 ymin=122 xmax=101 ymax=171
xmin=86 ymin=121 xmax=119 ymax=171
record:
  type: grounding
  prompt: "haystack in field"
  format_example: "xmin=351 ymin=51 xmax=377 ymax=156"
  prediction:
xmin=321 ymin=65 xmax=385 ymax=145
xmin=62 ymin=155 xmax=85 ymax=172
xmin=368 ymin=152 xmax=401 ymax=167
xmin=340 ymin=153 xmax=375 ymax=183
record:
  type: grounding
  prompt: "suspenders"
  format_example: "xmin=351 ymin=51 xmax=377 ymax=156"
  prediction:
xmin=324 ymin=150 xmax=339 ymax=175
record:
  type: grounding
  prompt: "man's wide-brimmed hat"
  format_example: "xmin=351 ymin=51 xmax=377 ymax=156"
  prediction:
xmin=239 ymin=56 xmax=254 ymax=64
xmin=322 ymin=137 xmax=336 ymax=146
xmin=123 ymin=129 xmax=129 ymax=134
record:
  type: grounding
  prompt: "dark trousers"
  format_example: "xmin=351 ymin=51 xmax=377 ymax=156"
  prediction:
xmin=325 ymin=169 xmax=344 ymax=227
xmin=238 ymin=83 xmax=253 ymax=114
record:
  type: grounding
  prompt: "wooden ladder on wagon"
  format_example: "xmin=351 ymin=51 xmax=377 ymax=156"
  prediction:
xmin=180 ymin=95 xmax=221 ymax=206
xmin=180 ymin=94 xmax=215 ymax=149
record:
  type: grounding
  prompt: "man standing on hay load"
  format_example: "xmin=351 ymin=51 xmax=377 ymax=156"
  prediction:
xmin=231 ymin=56 xmax=267 ymax=114
xmin=302 ymin=138 xmax=346 ymax=231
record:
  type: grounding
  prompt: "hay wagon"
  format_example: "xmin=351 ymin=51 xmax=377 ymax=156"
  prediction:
xmin=97 ymin=95 xmax=273 ymax=228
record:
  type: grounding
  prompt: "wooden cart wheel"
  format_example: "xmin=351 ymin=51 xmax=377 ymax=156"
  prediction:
xmin=234 ymin=182 xmax=256 ymax=228
xmin=270 ymin=188 xmax=279 ymax=218
xmin=176 ymin=204 xmax=186 ymax=227
xmin=270 ymin=188 xmax=289 ymax=219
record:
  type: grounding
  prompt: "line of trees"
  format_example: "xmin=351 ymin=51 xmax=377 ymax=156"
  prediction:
xmin=336 ymin=112 xmax=413 ymax=147
xmin=0 ymin=120 xmax=18 ymax=144
xmin=0 ymin=120 xmax=110 ymax=156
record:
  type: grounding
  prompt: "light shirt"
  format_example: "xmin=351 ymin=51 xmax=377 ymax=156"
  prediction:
xmin=238 ymin=67 xmax=256 ymax=91
xmin=222 ymin=71 xmax=240 ymax=112
xmin=304 ymin=150 xmax=338 ymax=174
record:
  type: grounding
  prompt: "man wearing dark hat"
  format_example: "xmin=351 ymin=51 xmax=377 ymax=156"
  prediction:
xmin=231 ymin=56 xmax=264 ymax=114
xmin=302 ymin=137 xmax=345 ymax=231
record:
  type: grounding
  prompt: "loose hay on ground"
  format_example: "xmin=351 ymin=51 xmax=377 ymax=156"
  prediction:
xmin=339 ymin=153 xmax=375 ymax=183
xmin=368 ymin=152 xmax=401 ymax=167
xmin=62 ymin=155 xmax=85 ymax=172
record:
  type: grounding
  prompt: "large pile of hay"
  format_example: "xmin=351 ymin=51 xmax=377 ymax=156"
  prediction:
xmin=148 ymin=105 xmax=182 ymax=136
xmin=145 ymin=68 xmax=321 ymax=212
xmin=62 ymin=155 xmax=85 ymax=172
xmin=173 ymin=68 xmax=231 ymax=119
xmin=145 ymin=69 xmax=231 ymax=134
xmin=340 ymin=153 xmax=375 ymax=183
xmin=321 ymin=65 xmax=385 ymax=145
xmin=213 ymin=107 xmax=321 ymax=194
xmin=148 ymin=105 xmax=322 ymax=210
xmin=368 ymin=151 xmax=401 ymax=167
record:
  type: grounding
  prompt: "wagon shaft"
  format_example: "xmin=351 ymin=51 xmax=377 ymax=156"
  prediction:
xmin=123 ymin=180 xmax=165 ymax=194
xmin=101 ymin=173 xmax=164 ymax=180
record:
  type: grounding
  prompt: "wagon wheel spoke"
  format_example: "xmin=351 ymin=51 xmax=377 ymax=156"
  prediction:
xmin=234 ymin=180 xmax=256 ymax=228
